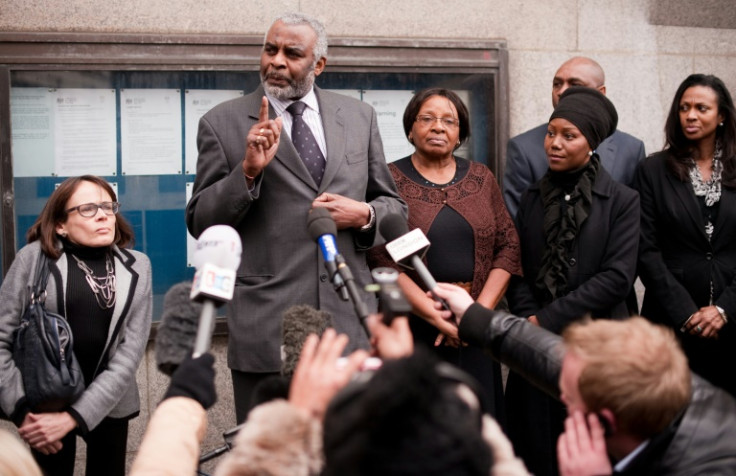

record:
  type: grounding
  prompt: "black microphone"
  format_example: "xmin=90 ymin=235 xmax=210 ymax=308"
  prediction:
xmin=307 ymin=208 xmax=370 ymax=336
xmin=307 ymin=207 xmax=350 ymax=301
xmin=155 ymin=282 xmax=202 ymax=376
xmin=281 ymin=304 xmax=334 ymax=377
xmin=380 ymin=214 xmax=450 ymax=312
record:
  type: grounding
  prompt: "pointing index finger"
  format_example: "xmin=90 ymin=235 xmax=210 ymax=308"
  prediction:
xmin=259 ymin=96 xmax=270 ymax=123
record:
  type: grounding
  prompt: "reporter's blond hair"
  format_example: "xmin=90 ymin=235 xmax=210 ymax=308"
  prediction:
xmin=562 ymin=317 xmax=691 ymax=439
xmin=0 ymin=429 xmax=43 ymax=476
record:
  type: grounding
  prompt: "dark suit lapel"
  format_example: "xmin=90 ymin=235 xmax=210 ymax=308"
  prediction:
xmin=247 ymin=86 xmax=317 ymax=191
xmin=315 ymin=87 xmax=346 ymax=193
xmin=597 ymin=136 xmax=618 ymax=180
xmin=665 ymin=170 xmax=708 ymax=241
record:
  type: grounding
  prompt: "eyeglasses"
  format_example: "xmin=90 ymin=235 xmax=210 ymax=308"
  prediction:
xmin=66 ymin=202 xmax=120 ymax=218
xmin=415 ymin=115 xmax=459 ymax=128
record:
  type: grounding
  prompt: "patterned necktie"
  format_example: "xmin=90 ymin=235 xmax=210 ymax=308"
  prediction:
xmin=287 ymin=101 xmax=326 ymax=186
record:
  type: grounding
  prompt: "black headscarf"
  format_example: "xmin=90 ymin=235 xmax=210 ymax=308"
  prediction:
xmin=550 ymin=86 xmax=618 ymax=151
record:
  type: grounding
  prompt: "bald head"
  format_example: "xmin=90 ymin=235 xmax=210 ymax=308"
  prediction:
xmin=552 ymin=57 xmax=606 ymax=107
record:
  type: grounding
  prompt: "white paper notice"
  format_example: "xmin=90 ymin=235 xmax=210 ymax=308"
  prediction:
xmin=184 ymin=89 xmax=243 ymax=175
xmin=10 ymin=88 xmax=55 ymax=177
xmin=120 ymin=89 xmax=182 ymax=175
xmin=53 ymin=89 xmax=117 ymax=177
xmin=362 ymin=90 xmax=415 ymax=163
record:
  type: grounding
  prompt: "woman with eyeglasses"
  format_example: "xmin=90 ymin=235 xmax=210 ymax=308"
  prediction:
xmin=368 ymin=87 xmax=521 ymax=421
xmin=0 ymin=175 xmax=152 ymax=476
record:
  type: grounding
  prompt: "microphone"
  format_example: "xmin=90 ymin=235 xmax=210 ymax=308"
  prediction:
xmin=190 ymin=225 xmax=242 ymax=358
xmin=155 ymin=281 xmax=202 ymax=376
xmin=307 ymin=208 xmax=370 ymax=335
xmin=380 ymin=214 xmax=450 ymax=312
xmin=306 ymin=207 xmax=350 ymax=302
xmin=281 ymin=304 xmax=334 ymax=377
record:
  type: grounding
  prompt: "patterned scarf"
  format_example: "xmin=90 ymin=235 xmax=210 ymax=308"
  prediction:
xmin=534 ymin=155 xmax=600 ymax=303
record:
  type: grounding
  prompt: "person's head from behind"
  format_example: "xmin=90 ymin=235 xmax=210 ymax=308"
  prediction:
xmin=665 ymin=74 xmax=736 ymax=159
xmin=322 ymin=350 xmax=492 ymax=476
xmin=402 ymin=88 xmax=470 ymax=160
xmin=27 ymin=175 xmax=134 ymax=259
xmin=552 ymin=57 xmax=606 ymax=108
xmin=260 ymin=12 xmax=328 ymax=100
xmin=546 ymin=86 xmax=618 ymax=172
xmin=0 ymin=429 xmax=43 ymax=476
xmin=559 ymin=317 xmax=691 ymax=454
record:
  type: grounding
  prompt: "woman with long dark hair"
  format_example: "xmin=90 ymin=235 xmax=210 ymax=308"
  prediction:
xmin=635 ymin=74 xmax=736 ymax=397
xmin=0 ymin=175 xmax=152 ymax=476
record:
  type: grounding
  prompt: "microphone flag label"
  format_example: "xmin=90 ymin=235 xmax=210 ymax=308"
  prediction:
xmin=190 ymin=263 xmax=236 ymax=303
xmin=385 ymin=228 xmax=430 ymax=268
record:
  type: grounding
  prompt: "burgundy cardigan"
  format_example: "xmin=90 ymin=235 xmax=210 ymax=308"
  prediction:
xmin=369 ymin=160 xmax=522 ymax=299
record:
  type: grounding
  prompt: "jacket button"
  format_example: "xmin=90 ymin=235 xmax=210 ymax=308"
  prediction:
xmin=706 ymin=252 xmax=713 ymax=260
xmin=568 ymin=258 xmax=577 ymax=266
xmin=320 ymin=273 xmax=328 ymax=282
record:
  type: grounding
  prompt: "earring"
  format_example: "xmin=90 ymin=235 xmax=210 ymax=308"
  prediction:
xmin=720 ymin=122 xmax=725 ymax=127
xmin=588 ymin=150 xmax=594 ymax=156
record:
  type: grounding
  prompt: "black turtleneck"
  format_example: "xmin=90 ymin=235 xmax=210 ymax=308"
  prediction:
xmin=62 ymin=238 xmax=115 ymax=386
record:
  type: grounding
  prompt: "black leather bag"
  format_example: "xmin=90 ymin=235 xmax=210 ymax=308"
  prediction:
xmin=13 ymin=254 xmax=85 ymax=412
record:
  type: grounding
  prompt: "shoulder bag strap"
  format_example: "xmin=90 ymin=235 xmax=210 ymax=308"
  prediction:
xmin=30 ymin=252 xmax=51 ymax=303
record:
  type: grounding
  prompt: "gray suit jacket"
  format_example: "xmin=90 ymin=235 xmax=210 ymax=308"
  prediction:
xmin=503 ymin=123 xmax=645 ymax=217
xmin=0 ymin=241 xmax=152 ymax=432
xmin=186 ymin=86 xmax=407 ymax=373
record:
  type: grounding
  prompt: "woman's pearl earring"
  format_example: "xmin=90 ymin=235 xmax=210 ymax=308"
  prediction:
xmin=588 ymin=150 xmax=594 ymax=157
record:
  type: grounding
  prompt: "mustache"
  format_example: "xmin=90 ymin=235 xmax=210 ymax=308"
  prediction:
xmin=264 ymin=71 xmax=293 ymax=84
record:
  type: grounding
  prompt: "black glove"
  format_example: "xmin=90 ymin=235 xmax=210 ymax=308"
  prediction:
xmin=163 ymin=353 xmax=217 ymax=409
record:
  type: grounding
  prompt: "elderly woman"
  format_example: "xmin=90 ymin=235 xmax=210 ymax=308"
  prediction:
xmin=504 ymin=86 xmax=640 ymax=476
xmin=0 ymin=176 xmax=152 ymax=476
xmin=368 ymin=87 xmax=521 ymax=420
xmin=635 ymin=74 xmax=736 ymax=397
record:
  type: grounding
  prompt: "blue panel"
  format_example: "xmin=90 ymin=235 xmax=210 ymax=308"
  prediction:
xmin=144 ymin=209 xmax=195 ymax=318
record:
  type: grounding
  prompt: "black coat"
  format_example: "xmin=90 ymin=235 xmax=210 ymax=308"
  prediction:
xmin=504 ymin=166 xmax=639 ymax=475
xmin=459 ymin=304 xmax=736 ymax=476
xmin=634 ymin=151 xmax=736 ymax=396
xmin=508 ymin=166 xmax=640 ymax=335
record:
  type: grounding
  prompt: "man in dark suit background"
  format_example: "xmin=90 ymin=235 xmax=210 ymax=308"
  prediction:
xmin=503 ymin=56 xmax=646 ymax=217
xmin=186 ymin=12 xmax=406 ymax=422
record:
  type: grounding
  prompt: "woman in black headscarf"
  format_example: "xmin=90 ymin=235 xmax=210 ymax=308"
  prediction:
xmin=504 ymin=86 xmax=640 ymax=476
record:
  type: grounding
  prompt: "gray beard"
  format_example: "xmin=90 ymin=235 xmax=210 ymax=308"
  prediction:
xmin=261 ymin=70 xmax=316 ymax=101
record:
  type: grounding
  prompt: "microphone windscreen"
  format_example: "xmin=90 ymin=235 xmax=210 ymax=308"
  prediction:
xmin=155 ymin=282 xmax=203 ymax=376
xmin=192 ymin=224 xmax=243 ymax=271
xmin=380 ymin=213 xmax=410 ymax=242
xmin=307 ymin=207 xmax=337 ymax=241
xmin=281 ymin=304 xmax=333 ymax=377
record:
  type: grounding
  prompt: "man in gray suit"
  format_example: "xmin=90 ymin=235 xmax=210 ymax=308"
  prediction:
xmin=186 ymin=12 xmax=406 ymax=422
xmin=503 ymin=57 xmax=646 ymax=217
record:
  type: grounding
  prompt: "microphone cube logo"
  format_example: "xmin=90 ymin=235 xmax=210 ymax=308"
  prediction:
xmin=191 ymin=263 xmax=236 ymax=302
xmin=385 ymin=228 xmax=430 ymax=266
